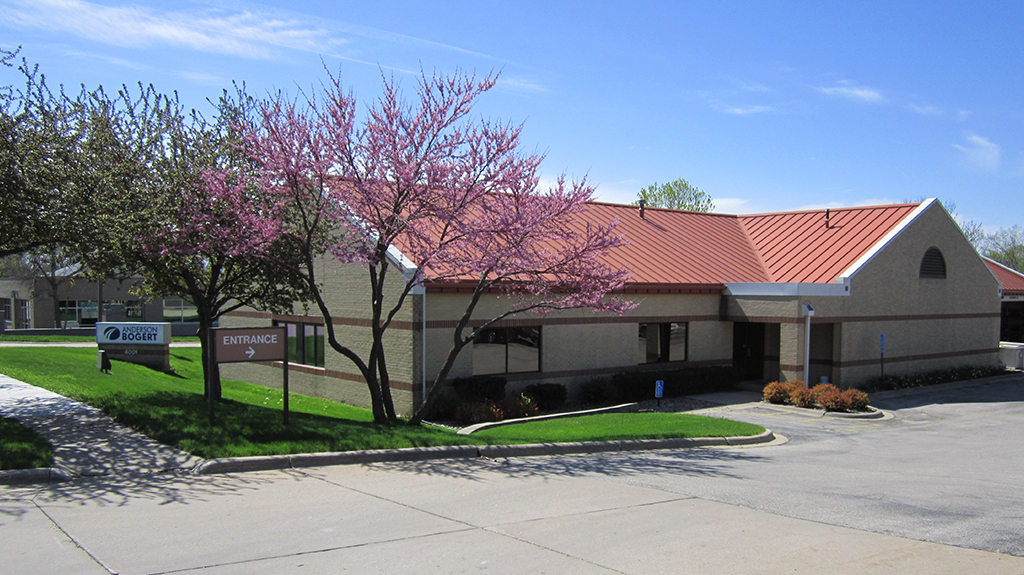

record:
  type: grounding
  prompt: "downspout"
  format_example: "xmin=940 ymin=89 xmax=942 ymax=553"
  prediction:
xmin=802 ymin=304 xmax=815 ymax=384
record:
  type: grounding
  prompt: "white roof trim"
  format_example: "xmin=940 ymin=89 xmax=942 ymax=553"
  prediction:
xmin=386 ymin=245 xmax=424 ymax=295
xmin=834 ymin=198 xmax=936 ymax=282
xmin=725 ymin=279 xmax=850 ymax=297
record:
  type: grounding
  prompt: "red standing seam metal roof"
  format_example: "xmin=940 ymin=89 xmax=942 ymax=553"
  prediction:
xmin=985 ymin=258 xmax=1024 ymax=297
xmin=410 ymin=200 xmax=924 ymax=287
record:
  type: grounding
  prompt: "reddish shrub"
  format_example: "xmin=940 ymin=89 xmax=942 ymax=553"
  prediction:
xmin=818 ymin=389 xmax=852 ymax=412
xmin=790 ymin=387 xmax=817 ymax=408
xmin=763 ymin=381 xmax=804 ymax=404
xmin=841 ymin=389 xmax=870 ymax=411
xmin=810 ymin=383 xmax=839 ymax=404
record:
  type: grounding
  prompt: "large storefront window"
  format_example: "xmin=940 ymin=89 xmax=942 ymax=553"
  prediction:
xmin=59 ymin=300 xmax=98 ymax=326
xmin=473 ymin=326 xmax=541 ymax=375
xmin=274 ymin=321 xmax=325 ymax=368
xmin=638 ymin=322 xmax=687 ymax=363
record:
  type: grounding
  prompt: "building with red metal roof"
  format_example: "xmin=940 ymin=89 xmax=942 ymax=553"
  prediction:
xmin=985 ymin=257 xmax=1024 ymax=342
xmin=224 ymin=197 xmax=1002 ymax=416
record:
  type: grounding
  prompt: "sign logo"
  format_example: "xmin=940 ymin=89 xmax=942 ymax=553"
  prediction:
xmin=103 ymin=326 xmax=121 ymax=341
xmin=96 ymin=322 xmax=170 ymax=345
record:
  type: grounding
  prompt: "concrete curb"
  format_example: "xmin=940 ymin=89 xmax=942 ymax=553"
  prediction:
xmin=192 ymin=429 xmax=776 ymax=475
xmin=457 ymin=403 xmax=641 ymax=435
xmin=752 ymin=402 xmax=888 ymax=420
xmin=0 ymin=467 xmax=72 ymax=485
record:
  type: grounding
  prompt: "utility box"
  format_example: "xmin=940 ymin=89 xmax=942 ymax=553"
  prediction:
xmin=96 ymin=322 xmax=172 ymax=371
xmin=999 ymin=342 xmax=1024 ymax=370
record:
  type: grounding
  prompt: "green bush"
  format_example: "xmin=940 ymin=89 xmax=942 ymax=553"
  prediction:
xmin=502 ymin=393 xmax=540 ymax=420
xmin=455 ymin=400 xmax=504 ymax=425
xmin=524 ymin=383 xmax=567 ymax=412
xmin=612 ymin=366 xmax=742 ymax=402
xmin=865 ymin=365 xmax=1006 ymax=391
xmin=452 ymin=375 xmax=506 ymax=402
xmin=580 ymin=377 xmax=617 ymax=405
xmin=424 ymin=391 xmax=459 ymax=421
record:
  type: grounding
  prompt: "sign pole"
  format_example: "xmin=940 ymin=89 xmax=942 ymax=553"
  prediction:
xmin=283 ymin=354 xmax=290 ymax=425
xmin=880 ymin=334 xmax=885 ymax=382
xmin=208 ymin=329 xmax=217 ymax=426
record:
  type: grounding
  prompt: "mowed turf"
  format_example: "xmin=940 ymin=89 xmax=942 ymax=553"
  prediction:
xmin=473 ymin=412 xmax=764 ymax=443
xmin=0 ymin=347 xmax=765 ymax=460
xmin=0 ymin=417 xmax=54 ymax=470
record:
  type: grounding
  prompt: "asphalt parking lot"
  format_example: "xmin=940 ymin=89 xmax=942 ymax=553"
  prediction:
xmin=2 ymin=374 xmax=1022 ymax=574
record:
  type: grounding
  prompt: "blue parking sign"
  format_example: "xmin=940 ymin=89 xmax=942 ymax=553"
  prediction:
xmin=655 ymin=380 xmax=664 ymax=398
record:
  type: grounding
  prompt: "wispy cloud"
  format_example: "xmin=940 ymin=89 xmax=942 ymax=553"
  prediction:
xmin=953 ymin=133 xmax=1001 ymax=172
xmin=817 ymin=81 xmax=884 ymax=103
xmin=956 ymin=109 xmax=974 ymax=122
xmin=723 ymin=105 xmax=773 ymax=115
xmin=796 ymin=198 xmax=899 ymax=211
xmin=0 ymin=0 xmax=332 ymax=59
xmin=496 ymin=76 xmax=548 ymax=93
xmin=714 ymin=197 xmax=750 ymax=212
xmin=907 ymin=103 xmax=942 ymax=115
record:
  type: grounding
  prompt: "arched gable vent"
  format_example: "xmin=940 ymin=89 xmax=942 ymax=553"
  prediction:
xmin=920 ymin=247 xmax=947 ymax=278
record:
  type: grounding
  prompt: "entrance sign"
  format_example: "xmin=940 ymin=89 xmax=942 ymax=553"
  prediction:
xmin=210 ymin=326 xmax=290 ymax=425
xmin=215 ymin=327 xmax=286 ymax=363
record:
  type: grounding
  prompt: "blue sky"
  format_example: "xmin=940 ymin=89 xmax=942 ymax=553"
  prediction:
xmin=2 ymin=0 xmax=1021 ymax=229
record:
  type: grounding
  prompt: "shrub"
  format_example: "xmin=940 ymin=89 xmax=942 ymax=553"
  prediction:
xmin=841 ymin=389 xmax=870 ymax=411
xmin=452 ymin=375 xmax=506 ymax=402
xmin=502 ymin=393 xmax=539 ymax=420
xmin=524 ymin=383 xmax=567 ymax=412
xmin=818 ymin=389 xmax=851 ymax=412
xmin=612 ymin=366 xmax=742 ymax=402
xmin=789 ymin=386 xmax=817 ymax=408
xmin=763 ymin=380 xmax=803 ymax=404
xmin=455 ymin=400 xmax=504 ymax=425
xmin=864 ymin=365 xmax=1006 ymax=392
xmin=425 ymin=391 xmax=459 ymax=421
xmin=809 ymin=383 xmax=839 ymax=404
xmin=580 ymin=377 xmax=616 ymax=405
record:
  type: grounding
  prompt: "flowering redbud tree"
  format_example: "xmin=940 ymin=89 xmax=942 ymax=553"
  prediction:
xmin=249 ymin=70 xmax=633 ymax=424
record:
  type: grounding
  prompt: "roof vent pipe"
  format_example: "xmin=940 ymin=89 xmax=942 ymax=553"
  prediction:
xmin=825 ymin=208 xmax=830 ymax=229
xmin=638 ymin=199 xmax=647 ymax=219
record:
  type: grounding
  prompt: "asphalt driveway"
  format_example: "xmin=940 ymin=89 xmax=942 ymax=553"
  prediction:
xmin=2 ymin=374 xmax=1022 ymax=574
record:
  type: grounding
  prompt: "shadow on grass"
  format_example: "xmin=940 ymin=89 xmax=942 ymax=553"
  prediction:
xmin=92 ymin=391 xmax=481 ymax=459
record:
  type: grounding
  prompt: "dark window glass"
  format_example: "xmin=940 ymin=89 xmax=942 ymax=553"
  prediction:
xmin=473 ymin=326 xmax=541 ymax=375
xmin=639 ymin=322 xmax=687 ymax=363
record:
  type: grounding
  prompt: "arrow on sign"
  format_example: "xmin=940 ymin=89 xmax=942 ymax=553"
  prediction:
xmin=246 ymin=347 xmax=255 ymax=359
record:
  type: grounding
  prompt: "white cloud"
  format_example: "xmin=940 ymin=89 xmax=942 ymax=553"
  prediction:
xmin=0 ymin=0 xmax=338 ymax=59
xmin=796 ymin=198 xmax=898 ymax=211
xmin=177 ymin=70 xmax=227 ymax=85
xmin=496 ymin=76 xmax=548 ymax=93
xmin=953 ymin=134 xmax=1001 ymax=172
xmin=723 ymin=105 xmax=773 ymax=115
xmin=956 ymin=109 xmax=974 ymax=122
xmin=907 ymin=103 xmax=942 ymax=115
xmin=817 ymin=82 xmax=884 ymax=103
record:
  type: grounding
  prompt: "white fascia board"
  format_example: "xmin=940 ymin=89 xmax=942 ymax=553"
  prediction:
xmin=724 ymin=280 xmax=850 ymax=297
xmin=385 ymin=245 xmax=424 ymax=295
xmin=835 ymin=198 xmax=936 ymax=283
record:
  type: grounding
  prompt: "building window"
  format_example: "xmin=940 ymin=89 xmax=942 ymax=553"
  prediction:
xmin=59 ymin=300 xmax=98 ymax=326
xmin=274 ymin=321 xmax=325 ymax=367
xmin=163 ymin=298 xmax=198 ymax=322
xmin=473 ymin=326 xmax=541 ymax=375
xmin=639 ymin=322 xmax=687 ymax=363
xmin=920 ymin=248 xmax=947 ymax=278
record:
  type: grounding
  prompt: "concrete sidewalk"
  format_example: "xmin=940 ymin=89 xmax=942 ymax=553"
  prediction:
xmin=0 ymin=374 xmax=201 ymax=480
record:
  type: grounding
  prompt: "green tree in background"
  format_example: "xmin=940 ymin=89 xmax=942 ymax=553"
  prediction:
xmin=637 ymin=178 xmax=714 ymax=212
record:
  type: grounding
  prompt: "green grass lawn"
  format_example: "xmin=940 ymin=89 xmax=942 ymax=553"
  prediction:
xmin=473 ymin=412 xmax=764 ymax=443
xmin=0 ymin=417 xmax=54 ymax=470
xmin=0 ymin=347 xmax=764 ymax=461
xmin=0 ymin=334 xmax=201 ymax=343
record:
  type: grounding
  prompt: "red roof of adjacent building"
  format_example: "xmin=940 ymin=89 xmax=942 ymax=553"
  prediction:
xmin=580 ymin=200 xmax=922 ymax=287
xmin=985 ymin=258 xmax=1024 ymax=297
